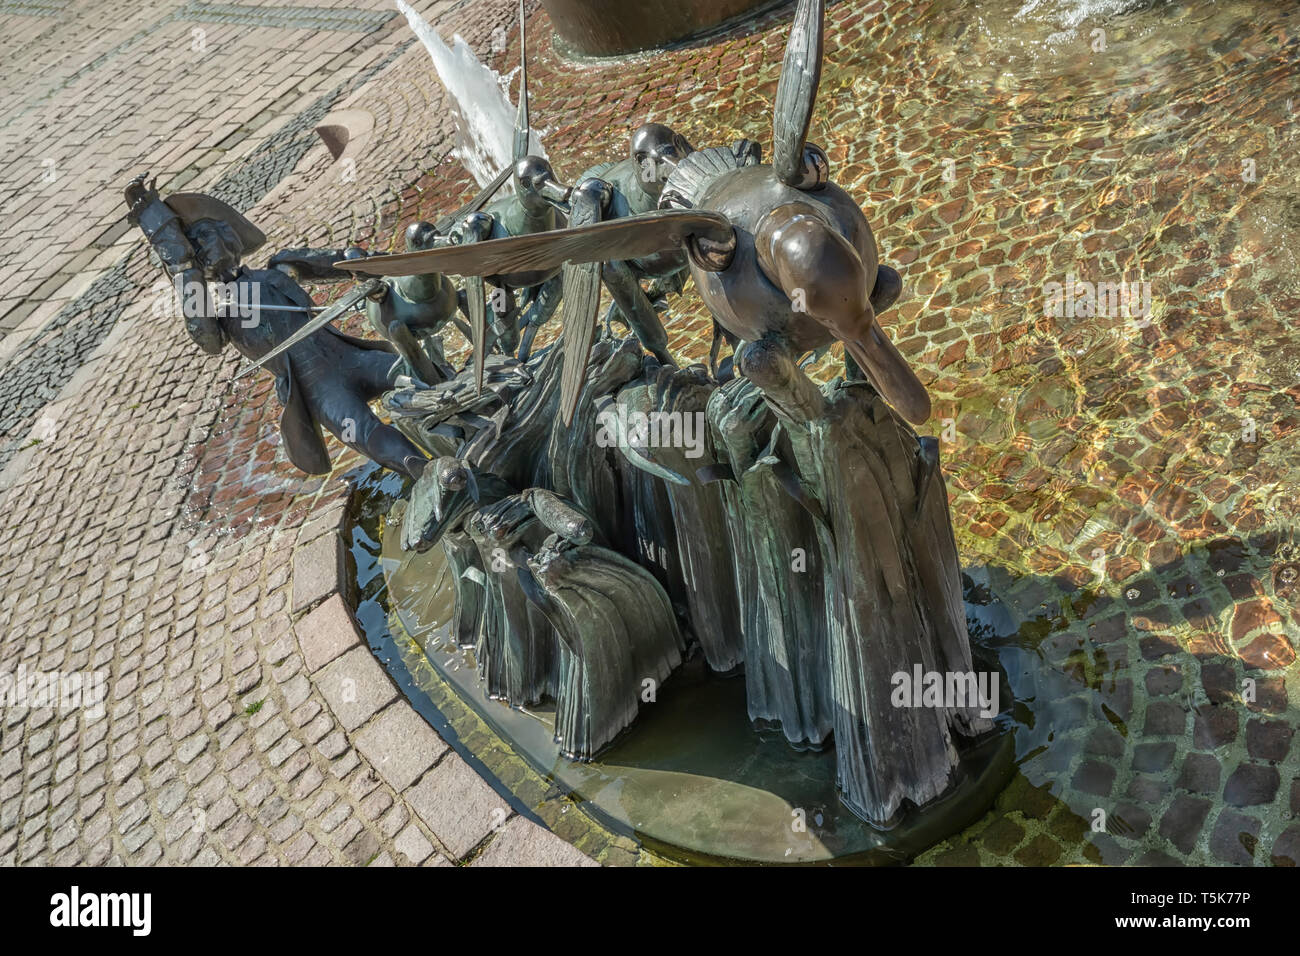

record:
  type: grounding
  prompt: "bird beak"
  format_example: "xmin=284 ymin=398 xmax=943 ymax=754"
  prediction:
xmin=539 ymin=177 xmax=571 ymax=207
xmin=755 ymin=203 xmax=931 ymax=426
xmin=844 ymin=320 xmax=932 ymax=426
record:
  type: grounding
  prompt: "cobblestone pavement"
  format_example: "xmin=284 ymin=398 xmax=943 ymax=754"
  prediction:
xmin=1 ymin=0 xmax=597 ymax=866
xmin=0 ymin=0 xmax=394 ymax=343
xmin=0 ymin=0 xmax=455 ymax=470
xmin=3 ymin=0 xmax=1299 ymax=868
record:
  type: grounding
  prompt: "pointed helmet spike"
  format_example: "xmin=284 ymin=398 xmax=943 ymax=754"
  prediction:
xmin=513 ymin=0 xmax=531 ymax=163
xmin=773 ymin=0 xmax=825 ymax=188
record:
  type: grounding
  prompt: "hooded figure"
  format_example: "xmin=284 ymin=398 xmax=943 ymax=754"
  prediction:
xmin=125 ymin=175 xmax=428 ymax=480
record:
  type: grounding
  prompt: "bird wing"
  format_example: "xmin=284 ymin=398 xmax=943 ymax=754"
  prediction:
xmin=337 ymin=210 xmax=733 ymax=279
xmin=773 ymin=0 xmax=825 ymax=188
xmin=558 ymin=183 xmax=606 ymax=426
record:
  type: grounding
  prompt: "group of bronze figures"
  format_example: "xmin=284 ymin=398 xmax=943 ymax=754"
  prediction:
xmin=127 ymin=0 xmax=998 ymax=827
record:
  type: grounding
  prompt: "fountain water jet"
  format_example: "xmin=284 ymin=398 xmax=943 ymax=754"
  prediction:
xmin=396 ymin=0 xmax=547 ymax=188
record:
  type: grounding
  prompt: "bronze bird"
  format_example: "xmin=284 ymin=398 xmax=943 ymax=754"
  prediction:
xmin=249 ymin=0 xmax=552 ymax=396
xmin=339 ymin=0 xmax=930 ymax=427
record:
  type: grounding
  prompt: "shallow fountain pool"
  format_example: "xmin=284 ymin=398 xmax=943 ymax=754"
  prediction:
xmin=346 ymin=0 xmax=1299 ymax=865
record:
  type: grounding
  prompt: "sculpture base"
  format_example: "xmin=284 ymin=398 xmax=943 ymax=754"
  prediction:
xmin=541 ymin=0 xmax=784 ymax=59
xmin=381 ymin=520 xmax=1015 ymax=865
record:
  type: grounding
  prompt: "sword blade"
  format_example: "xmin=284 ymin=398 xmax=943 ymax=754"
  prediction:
xmin=219 ymin=301 xmax=319 ymax=315
xmin=433 ymin=165 xmax=513 ymax=235
xmin=233 ymin=278 xmax=384 ymax=380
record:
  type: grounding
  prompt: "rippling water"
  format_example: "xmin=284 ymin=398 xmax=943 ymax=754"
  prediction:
xmin=377 ymin=0 xmax=1300 ymax=865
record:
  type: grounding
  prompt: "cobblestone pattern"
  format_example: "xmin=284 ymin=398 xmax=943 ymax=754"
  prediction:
xmin=0 ymin=0 xmax=464 ymax=467
xmin=1 ymin=0 xmax=593 ymax=867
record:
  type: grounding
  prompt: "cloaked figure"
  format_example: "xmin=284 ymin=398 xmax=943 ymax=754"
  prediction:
xmin=124 ymin=175 xmax=428 ymax=480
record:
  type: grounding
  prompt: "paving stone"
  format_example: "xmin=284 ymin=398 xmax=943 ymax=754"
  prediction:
xmin=406 ymin=753 xmax=506 ymax=860
xmin=1142 ymin=700 xmax=1187 ymax=737
xmin=316 ymin=646 xmax=397 ymax=732
xmin=1071 ymin=759 xmax=1116 ymax=798
xmin=1131 ymin=742 xmax=1175 ymax=774
xmin=360 ymin=788 xmax=393 ymax=823
xmin=1248 ymin=677 xmax=1289 ymax=715
xmin=1209 ymin=809 xmax=1260 ymax=865
xmin=292 ymin=766 xmax=326 ymax=802
xmin=353 ymin=704 xmax=449 ymax=792
xmin=1143 ymin=665 xmax=1182 ymax=697
xmin=343 ymin=829 xmax=382 ymax=866
xmin=380 ymin=802 xmax=410 ymax=839
xmin=1270 ymin=827 xmax=1300 ymax=867
xmin=332 ymin=815 xmax=365 ymax=851
xmin=1192 ymin=706 xmax=1238 ymax=748
xmin=1223 ymin=764 xmax=1280 ymax=807
xmin=1109 ymin=803 xmax=1152 ymax=839
xmin=980 ymin=816 xmax=1025 ymax=855
xmin=1244 ymin=719 xmax=1294 ymax=763
xmin=304 ymin=844 xmax=334 ymax=866
xmin=471 ymin=817 xmax=598 ymax=867
xmin=1199 ymin=658 xmax=1238 ymax=704
xmin=176 ymin=732 xmax=209 ymax=765
xmin=297 ymin=596 xmax=362 ymax=671
xmin=394 ymin=823 xmax=434 ymax=864
xmin=293 ymin=532 xmax=341 ymax=615
xmin=1158 ymin=795 xmax=1212 ymax=854
xmin=1083 ymin=726 xmax=1124 ymax=758
xmin=1175 ymin=753 xmax=1221 ymax=795
xmin=1012 ymin=833 xmax=1063 ymax=867
xmin=285 ymin=831 xmax=316 ymax=864
xmin=1047 ymin=805 xmax=1089 ymax=844
xmin=267 ymin=736 xmax=303 ymax=768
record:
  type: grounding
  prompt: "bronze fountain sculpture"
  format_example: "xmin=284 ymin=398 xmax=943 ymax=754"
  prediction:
xmin=267 ymin=165 xmax=512 ymax=388
xmin=343 ymin=0 xmax=1000 ymax=829
xmin=124 ymin=175 xmax=429 ymax=481
xmin=127 ymin=0 xmax=1010 ymax=855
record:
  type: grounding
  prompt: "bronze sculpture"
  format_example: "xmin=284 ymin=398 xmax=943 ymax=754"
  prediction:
xmin=266 ymin=165 xmax=512 ymax=387
xmin=124 ymin=175 xmax=429 ymax=480
xmin=527 ymin=126 xmax=769 ymax=418
xmin=125 ymin=0 xmax=1009 ymax=837
xmin=344 ymin=0 xmax=929 ymax=429
xmin=342 ymin=0 xmax=996 ymax=828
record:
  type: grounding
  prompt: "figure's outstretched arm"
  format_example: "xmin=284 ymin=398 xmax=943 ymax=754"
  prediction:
xmin=269 ymin=246 xmax=369 ymax=282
